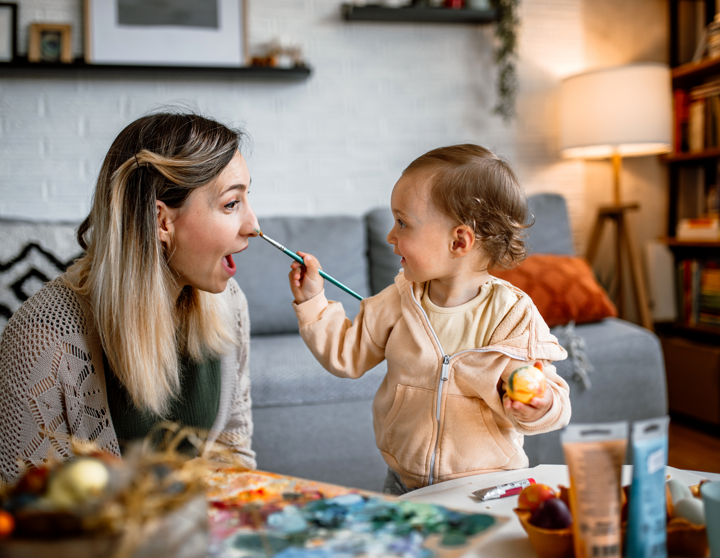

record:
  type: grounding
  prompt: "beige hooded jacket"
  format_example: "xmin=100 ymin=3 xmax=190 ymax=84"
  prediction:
xmin=295 ymin=272 xmax=570 ymax=489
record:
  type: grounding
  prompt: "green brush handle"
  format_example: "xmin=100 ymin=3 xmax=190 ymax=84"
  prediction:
xmin=257 ymin=231 xmax=364 ymax=301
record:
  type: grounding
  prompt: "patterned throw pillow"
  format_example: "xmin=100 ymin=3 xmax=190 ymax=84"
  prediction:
xmin=0 ymin=220 xmax=82 ymax=336
xmin=491 ymin=254 xmax=617 ymax=327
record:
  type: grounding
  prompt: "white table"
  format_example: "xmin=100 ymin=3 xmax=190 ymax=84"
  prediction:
xmin=398 ymin=464 xmax=720 ymax=558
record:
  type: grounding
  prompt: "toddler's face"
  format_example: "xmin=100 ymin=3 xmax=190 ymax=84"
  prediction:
xmin=386 ymin=172 xmax=458 ymax=283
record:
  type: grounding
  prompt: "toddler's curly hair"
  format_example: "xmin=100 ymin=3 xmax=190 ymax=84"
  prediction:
xmin=403 ymin=144 xmax=532 ymax=270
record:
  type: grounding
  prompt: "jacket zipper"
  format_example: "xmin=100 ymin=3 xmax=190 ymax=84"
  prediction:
xmin=427 ymin=354 xmax=450 ymax=485
xmin=410 ymin=285 xmax=525 ymax=486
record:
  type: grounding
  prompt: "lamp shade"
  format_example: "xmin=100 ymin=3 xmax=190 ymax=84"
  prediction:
xmin=559 ymin=63 xmax=672 ymax=159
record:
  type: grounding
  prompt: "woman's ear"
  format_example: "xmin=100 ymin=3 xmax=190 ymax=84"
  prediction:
xmin=157 ymin=200 xmax=175 ymax=250
xmin=450 ymin=225 xmax=475 ymax=257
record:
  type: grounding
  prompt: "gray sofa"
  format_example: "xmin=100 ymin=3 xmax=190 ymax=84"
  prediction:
xmin=0 ymin=193 xmax=668 ymax=492
xmin=236 ymin=193 xmax=668 ymax=491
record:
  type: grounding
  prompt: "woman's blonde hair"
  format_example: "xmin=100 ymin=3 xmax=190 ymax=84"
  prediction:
xmin=403 ymin=144 xmax=532 ymax=270
xmin=65 ymin=113 xmax=244 ymax=416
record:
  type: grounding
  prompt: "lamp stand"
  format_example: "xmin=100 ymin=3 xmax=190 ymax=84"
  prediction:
xmin=585 ymin=154 xmax=654 ymax=331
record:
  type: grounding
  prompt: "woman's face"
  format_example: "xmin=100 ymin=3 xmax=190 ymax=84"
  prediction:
xmin=160 ymin=151 xmax=258 ymax=295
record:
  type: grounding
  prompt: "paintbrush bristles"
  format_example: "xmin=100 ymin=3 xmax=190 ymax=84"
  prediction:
xmin=253 ymin=228 xmax=263 ymax=236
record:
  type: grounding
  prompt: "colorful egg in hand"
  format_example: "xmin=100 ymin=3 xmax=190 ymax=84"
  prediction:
xmin=507 ymin=365 xmax=546 ymax=404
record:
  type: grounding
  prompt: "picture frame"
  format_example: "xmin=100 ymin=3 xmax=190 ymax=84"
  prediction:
xmin=0 ymin=2 xmax=17 ymax=63
xmin=28 ymin=23 xmax=73 ymax=63
xmin=84 ymin=0 xmax=248 ymax=67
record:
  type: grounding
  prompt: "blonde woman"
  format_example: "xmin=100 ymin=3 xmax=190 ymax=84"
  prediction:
xmin=0 ymin=113 xmax=259 ymax=487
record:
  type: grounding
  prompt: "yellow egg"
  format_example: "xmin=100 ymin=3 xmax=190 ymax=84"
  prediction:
xmin=507 ymin=366 xmax=546 ymax=404
xmin=46 ymin=458 xmax=109 ymax=508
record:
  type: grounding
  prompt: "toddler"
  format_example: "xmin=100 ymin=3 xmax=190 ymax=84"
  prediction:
xmin=289 ymin=144 xmax=571 ymax=494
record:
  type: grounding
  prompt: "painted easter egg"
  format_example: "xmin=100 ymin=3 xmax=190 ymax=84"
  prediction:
xmin=672 ymin=497 xmax=705 ymax=526
xmin=46 ymin=458 xmax=109 ymax=508
xmin=667 ymin=479 xmax=693 ymax=507
xmin=530 ymin=497 xmax=573 ymax=529
xmin=518 ymin=483 xmax=557 ymax=512
xmin=507 ymin=366 xmax=546 ymax=404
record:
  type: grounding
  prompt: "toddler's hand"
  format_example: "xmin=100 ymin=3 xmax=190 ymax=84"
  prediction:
xmin=289 ymin=251 xmax=324 ymax=304
xmin=503 ymin=361 xmax=554 ymax=422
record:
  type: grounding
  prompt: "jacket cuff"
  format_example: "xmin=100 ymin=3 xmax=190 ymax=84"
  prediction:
xmin=293 ymin=290 xmax=329 ymax=327
xmin=515 ymin=388 xmax=563 ymax=433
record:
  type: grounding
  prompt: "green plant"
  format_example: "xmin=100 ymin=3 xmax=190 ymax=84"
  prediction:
xmin=491 ymin=0 xmax=520 ymax=122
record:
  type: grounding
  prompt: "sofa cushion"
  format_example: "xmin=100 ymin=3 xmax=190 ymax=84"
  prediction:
xmin=365 ymin=207 xmax=401 ymax=295
xmin=249 ymin=334 xmax=386 ymax=408
xmin=492 ymin=254 xmax=618 ymax=326
xmin=0 ymin=219 xmax=81 ymax=335
xmin=526 ymin=193 xmax=575 ymax=256
xmin=252 ymin=400 xmax=388 ymax=491
xmin=234 ymin=216 xmax=371 ymax=335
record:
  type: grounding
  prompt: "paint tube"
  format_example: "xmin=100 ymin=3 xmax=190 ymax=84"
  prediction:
xmin=472 ymin=478 xmax=535 ymax=501
xmin=561 ymin=421 xmax=628 ymax=558
xmin=626 ymin=416 xmax=669 ymax=558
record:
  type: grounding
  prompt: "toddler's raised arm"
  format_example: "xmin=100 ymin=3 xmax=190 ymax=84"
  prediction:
xmin=292 ymin=281 xmax=401 ymax=381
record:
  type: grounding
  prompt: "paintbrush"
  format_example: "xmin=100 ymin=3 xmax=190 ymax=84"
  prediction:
xmin=254 ymin=229 xmax=364 ymax=301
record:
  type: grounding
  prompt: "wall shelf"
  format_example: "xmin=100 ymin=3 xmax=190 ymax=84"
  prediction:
xmin=672 ymin=56 xmax=720 ymax=87
xmin=663 ymin=237 xmax=720 ymax=248
xmin=341 ymin=4 xmax=498 ymax=23
xmin=664 ymin=148 xmax=720 ymax=164
xmin=0 ymin=57 xmax=312 ymax=80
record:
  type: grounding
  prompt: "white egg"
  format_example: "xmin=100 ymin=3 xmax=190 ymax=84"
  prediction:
xmin=667 ymin=479 xmax=692 ymax=506
xmin=672 ymin=497 xmax=705 ymax=526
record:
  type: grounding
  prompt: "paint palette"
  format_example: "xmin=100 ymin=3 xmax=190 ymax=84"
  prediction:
xmin=206 ymin=468 xmax=505 ymax=557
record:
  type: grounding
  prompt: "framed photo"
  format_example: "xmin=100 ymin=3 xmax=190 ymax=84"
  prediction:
xmin=84 ymin=0 xmax=248 ymax=67
xmin=0 ymin=2 xmax=17 ymax=63
xmin=28 ymin=23 xmax=73 ymax=63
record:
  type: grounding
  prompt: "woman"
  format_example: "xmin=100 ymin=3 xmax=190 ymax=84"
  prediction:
xmin=0 ymin=113 xmax=259 ymax=487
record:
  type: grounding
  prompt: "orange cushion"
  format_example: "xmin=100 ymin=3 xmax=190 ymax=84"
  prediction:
xmin=491 ymin=254 xmax=617 ymax=327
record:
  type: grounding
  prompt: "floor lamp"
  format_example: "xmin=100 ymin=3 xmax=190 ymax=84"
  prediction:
xmin=559 ymin=63 xmax=673 ymax=330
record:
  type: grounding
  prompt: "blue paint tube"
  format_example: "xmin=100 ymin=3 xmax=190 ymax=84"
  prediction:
xmin=626 ymin=416 xmax=670 ymax=558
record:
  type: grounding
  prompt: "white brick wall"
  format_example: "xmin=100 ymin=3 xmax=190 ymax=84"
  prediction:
xmin=0 ymin=0 xmax=586 ymax=245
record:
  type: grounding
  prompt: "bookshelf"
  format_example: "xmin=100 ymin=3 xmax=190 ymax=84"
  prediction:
xmin=664 ymin=0 xmax=720 ymax=427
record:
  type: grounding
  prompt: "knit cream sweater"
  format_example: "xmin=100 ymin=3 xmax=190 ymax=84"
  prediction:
xmin=0 ymin=277 xmax=255 ymax=488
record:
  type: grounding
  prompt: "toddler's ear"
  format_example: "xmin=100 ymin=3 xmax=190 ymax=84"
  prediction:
xmin=450 ymin=225 xmax=475 ymax=257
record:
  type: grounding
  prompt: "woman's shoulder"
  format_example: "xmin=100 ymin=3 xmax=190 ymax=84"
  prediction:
xmin=3 ymin=277 xmax=92 ymax=342
xmin=0 ymin=277 xmax=97 ymax=382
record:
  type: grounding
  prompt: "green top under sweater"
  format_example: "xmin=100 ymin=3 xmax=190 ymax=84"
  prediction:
xmin=103 ymin=351 xmax=221 ymax=455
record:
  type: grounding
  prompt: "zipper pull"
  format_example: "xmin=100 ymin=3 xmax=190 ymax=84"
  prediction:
xmin=441 ymin=355 xmax=450 ymax=381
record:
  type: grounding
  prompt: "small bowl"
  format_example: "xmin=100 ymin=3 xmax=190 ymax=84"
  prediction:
xmin=514 ymin=509 xmax=574 ymax=558
xmin=666 ymin=517 xmax=708 ymax=557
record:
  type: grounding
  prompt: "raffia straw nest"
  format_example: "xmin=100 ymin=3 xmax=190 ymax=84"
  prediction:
xmin=3 ymin=422 xmax=252 ymax=557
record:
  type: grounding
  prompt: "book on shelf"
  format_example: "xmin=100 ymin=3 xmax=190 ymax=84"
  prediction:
xmin=676 ymin=217 xmax=720 ymax=240
xmin=680 ymin=79 xmax=720 ymax=152
xmin=676 ymin=258 xmax=720 ymax=329
xmin=674 ymin=89 xmax=689 ymax=153
xmin=689 ymin=98 xmax=705 ymax=151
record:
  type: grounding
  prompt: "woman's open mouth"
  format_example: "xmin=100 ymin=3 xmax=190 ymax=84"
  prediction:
xmin=222 ymin=254 xmax=236 ymax=275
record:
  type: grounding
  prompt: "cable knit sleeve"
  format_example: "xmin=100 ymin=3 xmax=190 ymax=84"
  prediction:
xmin=211 ymin=279 xmax=256 ymax=469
